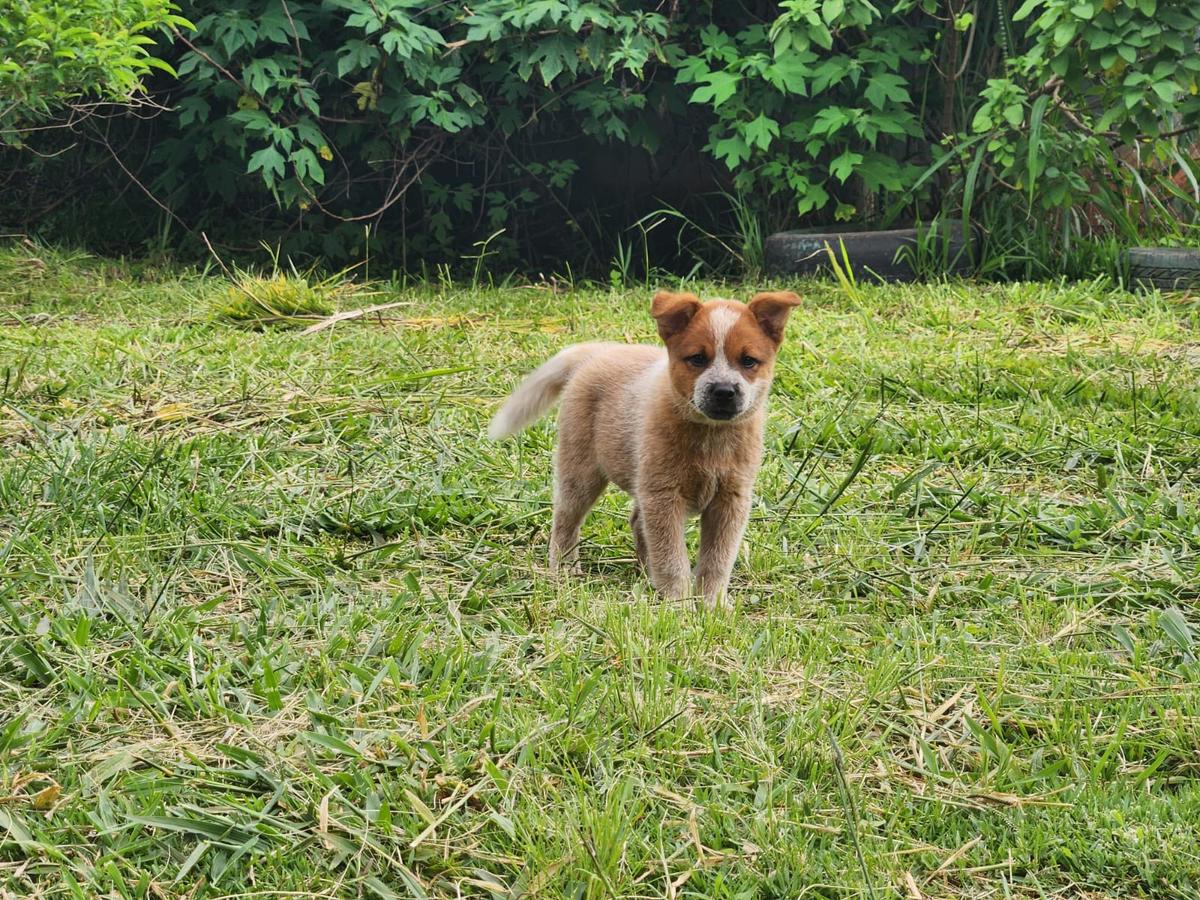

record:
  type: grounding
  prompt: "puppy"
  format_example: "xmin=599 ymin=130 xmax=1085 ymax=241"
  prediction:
xmin=488 ymin=290 xmax=801 ymax=606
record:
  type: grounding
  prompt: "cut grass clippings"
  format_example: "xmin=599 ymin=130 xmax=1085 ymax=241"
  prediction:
xmin=214 ymin=268 xmax=366 ymax=328
xmin=1 ymin=244 xmax=1200 ymax=897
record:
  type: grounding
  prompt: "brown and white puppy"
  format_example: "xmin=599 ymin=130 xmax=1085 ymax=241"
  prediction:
xmin=488 ymin=290 xmax=801 ymax=606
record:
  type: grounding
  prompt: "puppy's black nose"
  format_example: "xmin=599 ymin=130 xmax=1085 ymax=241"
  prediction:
xmin=710 ymin=383 xmax=738 ymax=403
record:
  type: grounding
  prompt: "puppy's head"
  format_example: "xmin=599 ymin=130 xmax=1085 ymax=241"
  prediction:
xmin=651 ymin=290 xmax=801 ymax=423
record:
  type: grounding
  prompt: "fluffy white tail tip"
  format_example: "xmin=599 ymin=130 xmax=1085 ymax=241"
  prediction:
xmin=486 ymin=346 xmax=591 ymax=440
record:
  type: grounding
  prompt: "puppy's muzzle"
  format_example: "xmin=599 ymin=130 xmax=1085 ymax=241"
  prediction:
xmin=701 ymin=381 xmax=742 ymax=420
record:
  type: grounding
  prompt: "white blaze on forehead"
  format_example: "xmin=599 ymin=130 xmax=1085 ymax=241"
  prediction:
xmin=707 ymin=306 xmax=741 ymax=369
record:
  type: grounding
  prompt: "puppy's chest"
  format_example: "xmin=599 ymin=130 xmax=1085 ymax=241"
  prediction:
xmin=675 ymin=456 xmax=756 ymax=513
xmin=684 ymin=470 xmax=723 ymax=514
xmin=637 ymin=417 xmax=764 ymax=511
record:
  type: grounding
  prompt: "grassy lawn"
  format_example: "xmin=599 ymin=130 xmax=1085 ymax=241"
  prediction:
xmin=3 ymin=244 xmax=1200 ymax=898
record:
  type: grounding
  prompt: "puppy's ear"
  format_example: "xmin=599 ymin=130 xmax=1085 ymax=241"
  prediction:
xmin=651 ymin=291 xmax=702 ymax=341
xmin=748 ymin=291 xmax=801 ymax=343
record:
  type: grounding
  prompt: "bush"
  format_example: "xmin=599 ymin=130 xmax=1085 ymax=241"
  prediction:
xmin=152 ymin=0 xmax=962 ymax=266
xmin=0 ymin=0 xmax=188 ymax=140
xmin=940 ymin=0 xmax=1200 ymax=278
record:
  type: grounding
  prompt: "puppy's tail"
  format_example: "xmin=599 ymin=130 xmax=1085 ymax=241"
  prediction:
xmin=487 ymin=343 xmax=605 ymax=440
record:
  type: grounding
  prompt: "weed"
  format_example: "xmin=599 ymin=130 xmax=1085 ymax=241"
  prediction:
xmin=214 ymin=273 xmax=337 ymax=326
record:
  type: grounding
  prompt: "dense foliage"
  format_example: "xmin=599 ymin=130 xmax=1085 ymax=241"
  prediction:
xmin=3 ymin=0 xmax=1199 ymax=275
xmin=954 ymin=0 xmax=1200 ymax=273
xmin=0 ymin=0 xmax=187 ymax=138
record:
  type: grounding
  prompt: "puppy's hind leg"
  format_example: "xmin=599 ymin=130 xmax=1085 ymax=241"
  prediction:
xmin=549 ymin=465 xmax=607 ymax=573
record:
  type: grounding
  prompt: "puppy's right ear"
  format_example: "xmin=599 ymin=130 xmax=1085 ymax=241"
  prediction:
xmin=651 ymin=291 xmax=702 ymax=341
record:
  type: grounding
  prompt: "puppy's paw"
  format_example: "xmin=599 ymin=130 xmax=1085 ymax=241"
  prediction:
xmin=548 ymin=561 xmax=582 ymax=578
xmin=654 ymin=573 xmax=692 ymax=601
xmin=548 ymin=550 xmax=582 ymax=578
xmin=695 ymin=579 xmax=732 ymax=609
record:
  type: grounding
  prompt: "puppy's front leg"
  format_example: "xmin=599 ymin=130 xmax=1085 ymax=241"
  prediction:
xmin=639 ymin=491 xmax=690 ymax=599
xmin=629 ymin=504 xmax=649 ymax=569
xmin=695 ymin=487 xmax=752 ymax=606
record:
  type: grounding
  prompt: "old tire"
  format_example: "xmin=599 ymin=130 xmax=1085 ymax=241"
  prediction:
xmin=763 ymin=220 xmax=973 ymax=282
xmin=1124 ymin=247 xmax=1200 ymax=292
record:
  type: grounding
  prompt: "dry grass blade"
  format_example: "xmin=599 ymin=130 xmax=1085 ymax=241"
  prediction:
xmin=300 ymin=300 xmax=415 ymax=334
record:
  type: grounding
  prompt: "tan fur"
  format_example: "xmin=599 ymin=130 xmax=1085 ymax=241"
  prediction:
xmin=489 ymin=289 xmax=801 ymax=606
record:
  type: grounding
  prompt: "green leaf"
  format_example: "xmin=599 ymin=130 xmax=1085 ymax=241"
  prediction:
xmin=689 ymin=71 xmax=741 ymax=107
xmin=337 ymin=40 xmax=380 ymax=77
xmin=811 ymin=106 xmax=853 ymax=136
xmin=811 ymin=57 xmax=850 ymax=93
xmin=765 ymin=52 xmax=811 ymax=95
xmin=291 ymin=147 xmax=325 ymax=186
xmin=864 ymin=72 xmax=910 ymax=110
xmin=673 ymin=55 xmax=710 ymax=85
xmin=830 ymin=150 xmax=868 ymax=183
xmin=260 ymin=0 xmax=310 ymax=43
xmin=713 ymin=134 xmax=751 ymax=168
xmin=1159 ymin=607 xmax=1194 ymax=653
xmin=379 ymin=20 xmax=445 ymax=58
xmin=0 ymin=808 xmax=34 ymax=846
xmin=525 ymin=38 xmax=577 ymax=86
xmin=961 ymin=139 xmax=987 ymax=228
xmin=1054 ymin=21 xmax=1078 ymax=46
xmin=1027 ymin=92 xmax=1050 ymax=196
xmin=829 ymin=149 xmax=864 ymax=183
xmin=130 ymin=815 xmax=259 ymax=848
xmin=810 ymin=21 xmax=834 ymax=49
xmin=742 ymin=113 xmax=780 ymax=151
xmin=1152 ymin=80 xmax=1180 ymax=102
xmin=822 ymin=0 xmax=845 ymax=24
xmin=463 ymin=13 xmax=503 ymax=42
xmin=857 ymin=153 xmax=912 ymax=191
xmin=795 ymin=180 xmax=830 ymax=215
xmin=1111 ymin=623 xmax=1136 ymax=655
xmin=363 ymin=875 xmax=402 ymax=900
xmin=507 ymin=0 xmax=569 ymax=27
xmin=301 ymin=731 xmax=363 ymax=757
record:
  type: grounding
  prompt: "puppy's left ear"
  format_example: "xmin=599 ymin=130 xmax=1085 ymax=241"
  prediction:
xmin=748 ymin=291 xmax=802 ymax=343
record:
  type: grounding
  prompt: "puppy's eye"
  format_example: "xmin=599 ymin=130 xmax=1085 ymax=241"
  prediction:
xmin=740 ymin=354 xmax=760 ymax=369
xmin=684 ymin=353 xmax=708 ymax=368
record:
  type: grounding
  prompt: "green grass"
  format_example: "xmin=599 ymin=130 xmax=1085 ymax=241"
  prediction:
xmin=2 ymin=243 xmax=1200 ymax=898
